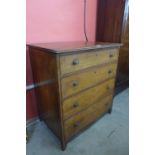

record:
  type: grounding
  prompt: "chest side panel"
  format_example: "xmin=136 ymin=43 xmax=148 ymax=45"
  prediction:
xmin=29 ymin=48 xmax=61 ymax=139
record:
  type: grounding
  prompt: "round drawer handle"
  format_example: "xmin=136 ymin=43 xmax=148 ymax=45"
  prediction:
xmin=72 ymin=59 xmax=79 ymax=65
xmin=108 ymin=70 xmax=112 ymax=74
xmin=72 ymin=81 xmax=79 ymax=87
xmin=109 ymin=54 xmax=114 ymax=58
xmin=106 ymin=86 xmax=110 ymax=90
xmin=73 ymin=122 xmax=80 ymax=128
xmin=73 ymin=102 xmax=79 ymax=108
xmin=105 ymin=103 xmax=108 ymax=107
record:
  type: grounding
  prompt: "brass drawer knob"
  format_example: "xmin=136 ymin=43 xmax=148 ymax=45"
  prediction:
xmin=73 ymin=102 xmax=79 ymax=108
xmin=106 ymin=86 xmax=110 ymax=90
xmin=72 ymin=59 xmax=79 ymax=65
xmin=108 ymin=70 xmax=112 ymax=74
xmin=109 ymin=54 xmax=114 ymax=58
xmin=72 ymin=81 xmax=79 ymax=87
xmin=105 ymin=103 xmax=108 ymax=107
xmin=73 ymin=122 xmax=80 ymax=128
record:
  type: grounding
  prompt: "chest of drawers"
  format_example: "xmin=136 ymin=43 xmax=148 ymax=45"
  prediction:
xmin=28 ymin=42 xmax=121 ymax=150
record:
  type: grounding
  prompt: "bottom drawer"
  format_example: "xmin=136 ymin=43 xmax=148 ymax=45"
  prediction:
xmin=64 ymin=94 xmax=113 ymax=140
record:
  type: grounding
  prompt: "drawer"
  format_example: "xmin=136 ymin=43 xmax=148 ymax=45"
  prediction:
xmin=63 ymin=78 xmax=115 ymax=120
xmin=60 ymin=48 xmax=119 ymax=75
xmin=64 ymin=94 xmax=113 ymax=140
xmin=61 ymin=63 xmax=117 ymax=98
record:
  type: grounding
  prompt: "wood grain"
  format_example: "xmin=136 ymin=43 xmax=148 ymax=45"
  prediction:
xmin=117 ymin=4 xmax=129 ymax=87
xmin=61 ymin=63 xmax=117 ymax=98
xmin=29 ymin=48 xmax=62 ymax=139
xmin=28 ymin=42 xmax=120 ymax=150
xmin=64 ymin=94 xmax=113 ymax=140
xmin=96 ymin=0 xmax=125 ymax=42
xmin=27 ymin=42 xmax=121 ymax=53
xmin=96 ymin=0 xmax=129 ymax=92
xmin=63 ymin=79 xmax=115 ymax=120
xmin=60 ymin=48 xmax=119 ymax=75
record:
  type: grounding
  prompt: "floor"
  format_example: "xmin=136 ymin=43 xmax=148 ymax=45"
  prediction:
xmin=27 ymin=88 xmax=129 ymax=155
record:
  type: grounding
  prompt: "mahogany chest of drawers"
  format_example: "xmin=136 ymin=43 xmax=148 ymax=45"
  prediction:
xmin=28 ymin=42 xmax=121 ymax=150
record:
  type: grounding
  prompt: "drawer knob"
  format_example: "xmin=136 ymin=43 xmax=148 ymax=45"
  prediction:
xmin=73 ymin=102 xmax=79 ymax=108
xmin=109 ymin=54 xmax=114 ymax=58
xmin=72 ymin=81 xmax=79 ymax=87
xmin=105 ymin=103 xmax=108 ymax=107
xmin=72 ymin=59 xmax=79 ymax=65
xmin=106 ymin=86 xmax=110 ymax=90
xmin=73 ymin=122 xmax=80 ymax=128
xmin=108 ymin=70 xmax=112 ymax=74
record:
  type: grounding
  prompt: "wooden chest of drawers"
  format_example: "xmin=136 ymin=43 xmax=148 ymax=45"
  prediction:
xmin=28 ymin=42 xmax=121 ymax=150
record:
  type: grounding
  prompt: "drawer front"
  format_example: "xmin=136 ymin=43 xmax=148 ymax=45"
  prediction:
xmin=60 ymin=48 xmax=119 ymax=75
xmin=61 ymin=63 xmax=117 ymax=98
xmin=64 ymin=94 xmax=113 ymax=140
xmin=63 ymin=78 xmax=115 ymax=120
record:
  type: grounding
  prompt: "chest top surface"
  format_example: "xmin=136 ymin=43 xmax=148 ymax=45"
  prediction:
xmin=27 ymin=42 xmax=122 ymax=54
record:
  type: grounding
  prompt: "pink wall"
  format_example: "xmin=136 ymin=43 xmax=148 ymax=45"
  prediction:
xmin=26 ymin=0 xmax=97 ymax=121
xmin=26 ymin=0 xmax=97 ymax=43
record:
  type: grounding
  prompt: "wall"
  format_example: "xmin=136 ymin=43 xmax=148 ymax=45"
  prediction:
xmin=26 ymin=0 xmax=97 ymax=121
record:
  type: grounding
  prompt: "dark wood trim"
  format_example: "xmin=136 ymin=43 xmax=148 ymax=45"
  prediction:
xmin=27 ymin=42 xmax=122 ymax=55
xmin=120 ymin=0 xmax=129 ymax=42
xmin=27 ymin=45 xmax=122 ymax=62
xmin=96 ymin=0 xmax=126 ymax=42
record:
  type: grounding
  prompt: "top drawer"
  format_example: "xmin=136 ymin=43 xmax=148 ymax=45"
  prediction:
xmin=60 ymin=48 xmax=119 ymax=75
